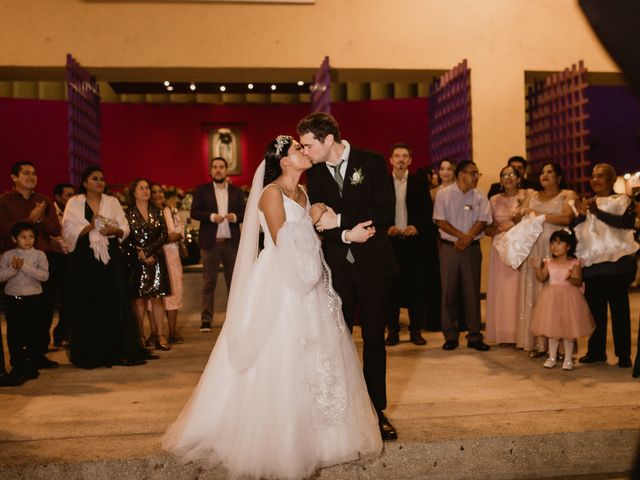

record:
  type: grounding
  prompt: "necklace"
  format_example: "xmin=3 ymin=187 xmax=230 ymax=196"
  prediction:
xmin=277 ymin=183 xmax=299 ymax=201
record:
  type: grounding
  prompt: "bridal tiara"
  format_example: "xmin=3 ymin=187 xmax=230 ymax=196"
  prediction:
xmin=275 ymin=135 xmax=292 ymax=156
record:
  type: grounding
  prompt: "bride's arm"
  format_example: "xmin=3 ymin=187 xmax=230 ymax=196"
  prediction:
xmin=258 ymin=185 xmax=285 ymax=245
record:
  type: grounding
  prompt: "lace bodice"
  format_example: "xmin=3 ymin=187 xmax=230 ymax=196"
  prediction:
xmin=258 ymin=185 xmax=311 ymax=248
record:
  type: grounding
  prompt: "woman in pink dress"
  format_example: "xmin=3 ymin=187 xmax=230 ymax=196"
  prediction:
xmin=485 ymin=165 xmax=526 ymax=345
xmin=530 ymin=230 xmax=594 ymax=370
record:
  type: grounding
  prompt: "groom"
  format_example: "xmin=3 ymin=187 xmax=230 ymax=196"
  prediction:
xmin=298 ymin=112 xmax=398 ymax=441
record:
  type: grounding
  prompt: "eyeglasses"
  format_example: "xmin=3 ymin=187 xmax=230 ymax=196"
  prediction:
xmin=501 ymin=172 xmax=517 ymax=179
xmin=461 ymin=170 xmax=482 ymax=177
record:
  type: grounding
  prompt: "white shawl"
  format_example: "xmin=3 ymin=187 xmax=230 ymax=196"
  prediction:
xmin=62 ymin=194 xmax=130 ymax=265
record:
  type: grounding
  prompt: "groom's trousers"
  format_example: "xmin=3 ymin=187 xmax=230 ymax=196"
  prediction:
xmin=331 ymin=260 xmax=389 ymax=413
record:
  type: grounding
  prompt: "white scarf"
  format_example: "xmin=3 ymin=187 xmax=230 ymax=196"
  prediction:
xmin=62 ymin=194 xmax=130 ymax=265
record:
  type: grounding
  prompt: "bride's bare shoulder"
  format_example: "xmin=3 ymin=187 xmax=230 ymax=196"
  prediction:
xmin=259 ymin=184 xmax=284 ymax=211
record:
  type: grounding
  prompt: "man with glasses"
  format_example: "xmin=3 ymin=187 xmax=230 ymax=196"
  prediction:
xmin=433 ymin=160 xmax=492 ymax=351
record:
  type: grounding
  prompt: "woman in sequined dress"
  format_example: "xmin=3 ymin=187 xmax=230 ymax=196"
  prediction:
xmin=163 ymin=136 xmax=382 ymax=480
xmin=515 ymin=163 xmax=576 ymax=355
xmin=62 ymin=166 xmax=146 ymax=369
xmin=123 ymin=179 xmax=171 ymax=351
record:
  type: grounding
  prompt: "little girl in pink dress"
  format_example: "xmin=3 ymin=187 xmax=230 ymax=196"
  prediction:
xmin=530 ymin=229 xmax=594 ymax=370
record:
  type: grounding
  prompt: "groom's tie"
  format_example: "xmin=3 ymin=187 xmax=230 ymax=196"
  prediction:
xmin=332 ymin=160 xmax=345 ymax=194
xmin=331 ymin=160 xmax=355 ymax=264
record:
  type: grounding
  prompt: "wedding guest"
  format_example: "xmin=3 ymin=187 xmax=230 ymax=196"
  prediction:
xmin=431 ymin=158 xmax=455 ymax=201
xmin=190 ymin=157 xmax=245 ymax=332
xmin=530 ymin=230 xmax=594 ymax=371
xmin=574 ymin=164 xmax=637 ymax=368
xmin=151 ymin=184 xmax=185 ymax=344
xmin=432 ymin=160 xmax=491 ymax=351
xmin=0 ymin=222 xmax=48 ymax=386
xmin=0 ymin=161 xmax=60 ymax=369
xmin=385 ymin=143 xmax=436 ymax=346
xmin=63 ymin=166 xmax=147 ymax=368
xmin=51 ymin=182 xmax=75 ymax=347
xmin=515 ymin=162 xmax=576 ymax=356
xmin=123 ymin=179 xmax=171 ymax=351
xmin=488 ymin=156 xmax=539 ymax=198
xmin=426 ymin=166 xmax=440 ymax=191
xmin=485 ymin=165 xmax=526 ymax=345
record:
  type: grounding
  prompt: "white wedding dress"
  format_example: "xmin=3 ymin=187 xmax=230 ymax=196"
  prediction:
xmin=163 ymin=183 xmax=382 ymax=480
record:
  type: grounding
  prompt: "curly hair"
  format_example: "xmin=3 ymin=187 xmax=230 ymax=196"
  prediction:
xmin=263 ymin=135 xmax=293 ymax=186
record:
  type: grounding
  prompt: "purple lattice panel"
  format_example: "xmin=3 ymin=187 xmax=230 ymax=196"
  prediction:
xmin=428 ymin=59 xmax=472 ymax=165
xmin=310 ymin=56 xmax=331 ymax=113
xmin=526 ymin=62 xmax=590 ymax=193
xmin=66 ymin=54 xmax=101 ymax=186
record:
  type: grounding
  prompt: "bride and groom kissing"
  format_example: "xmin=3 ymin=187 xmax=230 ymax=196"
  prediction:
xmin=163 ymin=112 xmax=398 ymax=480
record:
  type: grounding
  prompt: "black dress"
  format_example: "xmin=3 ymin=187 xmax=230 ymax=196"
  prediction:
xmin=123 ymin=205 xmax=170 ymax=298
xmin=67 ymin=203 xmax=145 ymax=369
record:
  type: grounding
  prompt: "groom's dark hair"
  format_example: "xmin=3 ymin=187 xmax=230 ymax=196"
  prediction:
xmin=296 ymin=112 xmax=342 ymax=143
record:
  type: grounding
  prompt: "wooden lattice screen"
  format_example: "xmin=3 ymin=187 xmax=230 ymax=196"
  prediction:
xmin=428 ymin=59 xmax=472 ymax=165
xmin=526 ymin=61 xmax=590 ymax=193
xmin=66 ymin=53 xmax=101 ymax=186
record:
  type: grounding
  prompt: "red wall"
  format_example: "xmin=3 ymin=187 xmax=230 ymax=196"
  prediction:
xmin=0 ymin=97 xmax=429 ymax=195
xmin=0 ymin=98 xmax=69 ymax=198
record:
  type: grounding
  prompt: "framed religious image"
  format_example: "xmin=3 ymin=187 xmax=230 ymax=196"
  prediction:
xmin=209 ymin=126 xmax=242 ymax=176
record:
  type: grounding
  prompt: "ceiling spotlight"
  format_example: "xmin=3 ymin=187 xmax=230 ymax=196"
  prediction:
xmin=167 ymin=85 xmax=174 ymax=92
xmin=624 ymin=173 xmax=631 ymax=180
xmin=220 ymin=85 xmax=226 ymax=92
xmin=271 ymin=84 xmax=277 ymax=91
xmin=163 ymin=80 xmax=170 ymax=87
xmin=297 ymin=81 xmax=304 ymax=86
xmin=189 ymin=83 xmax=196 ymax=91
xmin=248 ymin=83 xmax=254 ymax=90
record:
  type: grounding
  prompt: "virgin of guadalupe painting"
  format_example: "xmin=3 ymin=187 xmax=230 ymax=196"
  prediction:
xmin=210 ymin=127 xmax=242 ymax=175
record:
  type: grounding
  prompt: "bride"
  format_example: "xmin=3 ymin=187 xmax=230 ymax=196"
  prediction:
xmin=163 ymin=135 xmax=383 ymax=479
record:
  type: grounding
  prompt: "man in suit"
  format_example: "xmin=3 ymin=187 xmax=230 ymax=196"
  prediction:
xmin=298 ymin=112 xmax=398 ymax=441
xmin=385 ymin=143 xmax=438 ymax=347
xmin=487 ymin=156 xmax=539 ymax=198
xmin=190 ymin=157 xmax=246 ymax=332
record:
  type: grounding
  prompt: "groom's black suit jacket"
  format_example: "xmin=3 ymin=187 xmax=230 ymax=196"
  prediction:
xmin=307 ymin=147 xmax=396 ymax=278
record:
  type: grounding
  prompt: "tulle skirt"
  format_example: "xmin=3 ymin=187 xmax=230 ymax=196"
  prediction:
xmin=162 ymin=259 xmax=382 ymax=479
xmin=530 ymin=285 xmax=595 ymax=339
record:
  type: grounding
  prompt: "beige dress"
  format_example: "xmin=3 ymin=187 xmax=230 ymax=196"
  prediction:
xmin=517 ymin=191 xmax=569 ymax=351
xmin=485 ymin=191 xmax=524 ymax=344
xmin=162 ymin=206 xmax=184 ymax=311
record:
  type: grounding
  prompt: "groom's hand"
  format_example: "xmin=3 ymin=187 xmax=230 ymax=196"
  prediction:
xmin=315 ymin=207 xmax=338 ymax=232
xmin=346 ymin=220 xmax=375 ymax=243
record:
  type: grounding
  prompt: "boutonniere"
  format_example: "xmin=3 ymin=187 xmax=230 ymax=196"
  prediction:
xmin=349 ymin=168 xmax=365 ymax=185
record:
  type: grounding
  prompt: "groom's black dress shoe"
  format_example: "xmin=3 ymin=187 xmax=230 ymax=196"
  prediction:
xmin=442 ymin=340 xmax=459 ymax=351
xmin=378 ymin=412 xmax=397 ymax=441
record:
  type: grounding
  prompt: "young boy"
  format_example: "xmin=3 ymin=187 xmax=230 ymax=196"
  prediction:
xmin=0 ymin=222 xmax=49 ymax=386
